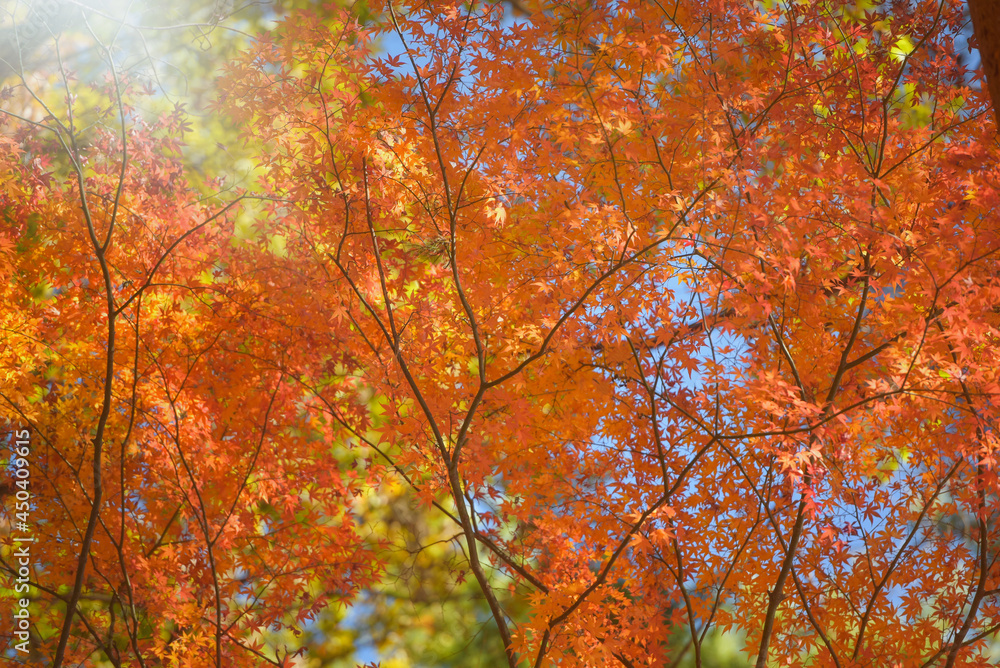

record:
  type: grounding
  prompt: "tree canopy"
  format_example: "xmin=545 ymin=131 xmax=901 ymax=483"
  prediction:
xmin=3 ymin=0 xmax=1000 ymax=666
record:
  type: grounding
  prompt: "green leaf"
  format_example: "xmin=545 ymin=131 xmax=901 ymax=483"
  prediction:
xmin=268 ymin=233 xmax=288 ymax=258
xmin=890 ymin=36 xmax=915 ymax=62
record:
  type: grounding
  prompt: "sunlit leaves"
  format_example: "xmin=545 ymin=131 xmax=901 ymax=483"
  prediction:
xmin=4 ymin=0 xmax=1000 ymax=666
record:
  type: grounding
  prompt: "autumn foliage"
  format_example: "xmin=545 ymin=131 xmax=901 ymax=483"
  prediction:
xmin=3 ymin=0 xmax=1000 ymax=665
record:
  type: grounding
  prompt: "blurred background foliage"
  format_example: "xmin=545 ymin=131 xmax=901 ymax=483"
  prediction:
xmin=292 ymin=480 xmax=527 ymax=667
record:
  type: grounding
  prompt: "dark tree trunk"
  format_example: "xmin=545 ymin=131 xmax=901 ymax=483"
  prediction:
xmin=969 ymin=0 xmax=1000 ymax=127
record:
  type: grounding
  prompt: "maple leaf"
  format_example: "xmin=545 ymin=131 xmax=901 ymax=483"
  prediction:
xmin=5 ymin=1 xmax=1000 ymax=667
